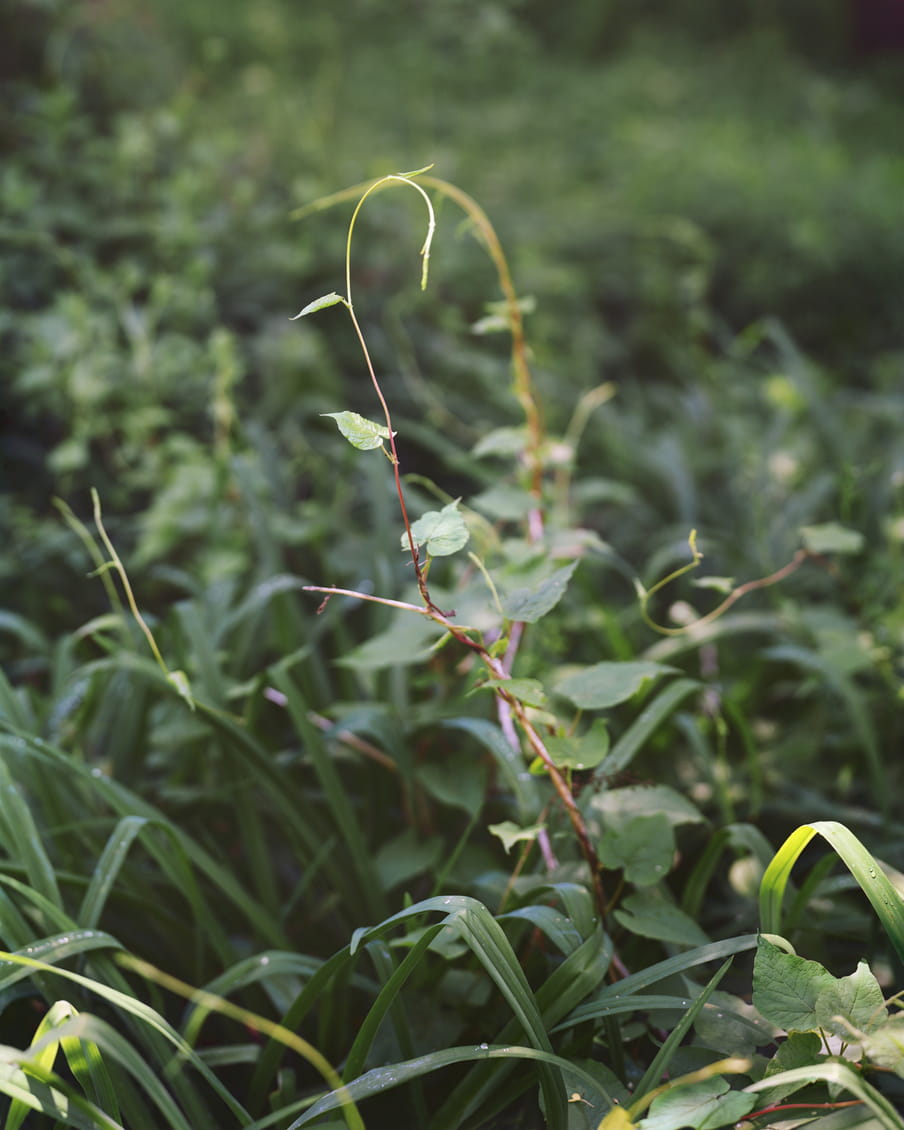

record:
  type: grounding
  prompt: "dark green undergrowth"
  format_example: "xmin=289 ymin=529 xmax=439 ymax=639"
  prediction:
xmin=2 ymin=2 xmax=904 ymax=1127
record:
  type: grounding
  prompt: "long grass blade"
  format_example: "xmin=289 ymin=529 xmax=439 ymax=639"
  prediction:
xmin=759 ymin=821 xmax=904 ymax=965
xmin=745 ymin=1061 xmax=904 ymax=1130
xmin=290 ymin=1044 xmax=617 ymax=1129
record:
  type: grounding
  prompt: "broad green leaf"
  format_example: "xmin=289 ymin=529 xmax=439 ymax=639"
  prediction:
xmin=469 ymin=485 xmax=537 ymax=520
xmin=638 ymin=1077 xmax=755 ymax=1130
xmin=375 ymin=828 xmax=442 ymax=891
xmin=417 ymin=762 xmax=488 ymax=815
xmin=816 ymin=960 xmax=888 ymax=1038
xmin=600 ymin=814 xmax=674 ymax=887
xmin=488 ymin=821 xmax=546 ymax=854
xmin=544 ymin=720 xmax=610 ymax=771
xmin=477 ymin=678 xmax=548 ymax=708
xmin=591 ymin=785 xmax=705 ymax=829
xmin=755 ymin=1032 xmax=825 ymax=1106
xmin=321 ymin=411 xmax=392 ymax=451
xmin=406 ymin=501 xmax=469 ymax=557
xmin=862 ymin=1015 xmax=904 ymax=1077
xmin=800 ymin=522 xmax=864 ymax=556
xmin=472 ymin=427 xmax=527 ymax=458
xmin=557 ymin=661 xmax=676 ymax=711
xmin=692 ymin=990 xmax=775 ymax=1057
xmin=290 ymin=292 xmax=346 ymax=318
xmin=336 ymin=613 xmax=446 ymax=670
xmin=752 ymin=936 xmax=835 ymax=1032
xmin=501 ymin=561 xmax=578 ymax=624
xmin=613 ymin=892 xmax=710 ymax=947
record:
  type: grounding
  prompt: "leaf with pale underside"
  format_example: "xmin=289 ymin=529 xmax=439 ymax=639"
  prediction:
xmin=290 ymin=292 xmax=347 ymax=318
xmin=321 ymin=411 xmax=393 ymax=451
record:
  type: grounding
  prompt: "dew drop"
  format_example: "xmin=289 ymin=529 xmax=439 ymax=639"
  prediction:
xmin=478 ymin=1042 xmax=489 ymax=1051
xmin=91 ymin=767 xmax=103 ymax=778
xmin=260 ymin=955 xmax=270 ymax=966
xmin=868 ymin=868 xmax=877 ymax=879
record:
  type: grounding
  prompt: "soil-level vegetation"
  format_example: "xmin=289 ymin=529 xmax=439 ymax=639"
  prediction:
xmin=2 ymin=2 xmax=904 ymax=1127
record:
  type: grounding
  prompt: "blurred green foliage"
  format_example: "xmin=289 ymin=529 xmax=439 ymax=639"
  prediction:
xmin=2 ymin=1 xmax=904 ymax=1124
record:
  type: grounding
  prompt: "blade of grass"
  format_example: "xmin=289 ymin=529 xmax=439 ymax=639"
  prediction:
xmin=759 ymin=821 xmax=904 ymax=965
xmin=597 ymin=677 xmax=699 ymax=778
xmin=290 ymin=1043 xmax=617 ymax=1129
xmin=632 ymin=957 xmax=733 ymax=1100
xmin=745 ymin=1061 xmax=904 ymax=1130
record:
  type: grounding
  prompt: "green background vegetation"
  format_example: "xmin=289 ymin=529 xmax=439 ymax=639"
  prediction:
xmin=2 ymin=1 xmax=904 ymax=1126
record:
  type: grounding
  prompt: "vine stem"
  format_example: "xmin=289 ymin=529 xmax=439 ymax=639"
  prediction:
xmin=342 ymin=174 xmax=442 ymax=613
xmin=300 ymin=170 xmax=609 ymax=921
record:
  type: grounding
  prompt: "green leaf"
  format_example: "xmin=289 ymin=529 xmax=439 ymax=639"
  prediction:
xmin=488 ymin=821 xmax=546 ymax=854
xmin=815 ymin=960 xmax=888 ymax=1038
xmin=321 ymin=411 xmax=393 ymax=451
xmin=556 ymin=661 xmax=676 ymax=711
xmin=374 ymin=828 xmax=442 ymax=890
xmin=501 ymin=561 xmax=578 ymax=624
xmin=755 ymin=1032 xmax=825 ymax=1106
xmin=476 ymin=678 xmax=548 ymax=708
xmin=591 ymin=785 xmax=705 ymax=829
xmin=758 ymin=821 xmax=904 ymax=967
xmin=613 ymin=893 xmax=710 ymax=947
xmin=469 ymin=485 xmax=537 ymax=520
xmin=800 ymin=522 xmax=864 ymax=555
xmin=544 ymin=720 xmax=610 ymax=771
xmin=752 ymin=936 xmax=835 ymax=1032
xmin=417 ymin=762 xmax=488 ymax=815
xmin=406 ymin=501 xmax=470 ymax=557
xmin=692 ymin=990 xmax=775 ymax=1057
xmin=638 ymin=1077 xmax=755 ymax=1130
xmin=862 ymin=1015 xmax=904 ymax=1078
xmin=600 ymin=814 xmax=674 ymax=887
xmin=290 ymin=292 xmax=347 ymax=318
xmin=336 ymin=613 xmax=446 ymax=670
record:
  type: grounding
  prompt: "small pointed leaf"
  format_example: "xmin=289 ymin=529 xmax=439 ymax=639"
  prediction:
xmin=290 ymin=292 xmax=346 ymax=319
xmin=322 ymin=411 xmax=393 ymax=451
xmin=800 ymin=522 xmax=864 ymax=556
xmin=502 ymin=561 xmax=578 ymax=624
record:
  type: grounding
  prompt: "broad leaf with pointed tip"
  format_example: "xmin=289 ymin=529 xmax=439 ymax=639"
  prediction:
xmin=557 ymin=661 xmax=676 ymax=711
xmin=405 ymin=501 xmax=469 ymax=557
xmin=322 ymin=411 xmax=393 ymax=451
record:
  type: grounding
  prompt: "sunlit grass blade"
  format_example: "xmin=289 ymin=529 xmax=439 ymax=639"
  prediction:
xmin=759 ymin=821 xmax=904 ymax=965
xmin=0 ymin=949 xmax=252 ymax=1125
xmin=0 ymin=1056 xmax=123 ymax=1130
xmin=745 ymin=1060 xmax=904 ymax=1130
